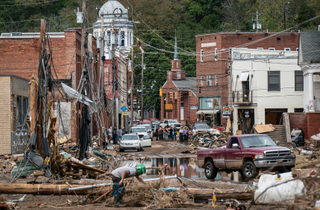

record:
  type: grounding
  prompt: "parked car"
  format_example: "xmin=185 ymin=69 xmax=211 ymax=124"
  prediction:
xmin=129 ymin=126 xmax=148 ymax=139
xmin=160 ymin=119 xmax=182 ymax=129
xmin=197 ymin=134 xmax=296 ymax=180
xmin=291 ymin=128 xmax=305 ymax=148
xmin=137 ymin=124 xmax=153 ymax=137
xmin=119 ymin=133 xmax=151 ymax=152
xmin=192 ymin=122 xmax=211 ymax=132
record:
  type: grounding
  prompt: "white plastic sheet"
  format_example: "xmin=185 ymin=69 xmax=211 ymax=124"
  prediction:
xmin=254 ymin=172 xmax=305 ymax=204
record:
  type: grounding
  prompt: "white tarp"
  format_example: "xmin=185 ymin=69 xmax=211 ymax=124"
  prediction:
xmin=61 ymin=83 xmax=97 ymax=113
xmin=254 ymin=172 xmax=305 ymax=204
xmin=196 ymin=110 xmax=219 ymax=114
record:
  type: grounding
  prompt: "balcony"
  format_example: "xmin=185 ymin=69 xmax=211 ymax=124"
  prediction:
xmin=233 ymin=91 xmax=253 ymax=105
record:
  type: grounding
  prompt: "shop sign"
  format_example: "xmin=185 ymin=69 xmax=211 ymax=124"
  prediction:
xmin=190 ymin=106 xmax=198 ymax=109
xmin=165 ymin=104 xmax=173 ymax=110
xmin=223 ymin=106 xmax=231 ymax=116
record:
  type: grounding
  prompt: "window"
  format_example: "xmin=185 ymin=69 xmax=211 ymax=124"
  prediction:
xmin=277 ymin=37 xmax=281 ymax=41
xmin=257 ymin=47 xmax=263 ymax=50
xmin=295 ymin=71 xmax=303 ymax=91
xmin=284 ymin=48 xmax=290 ymax=51
xmin=200 ymin=75 xmax=204 ymax=86
xmin=294 ymin=108 xmax=304 ymax=112
xmin=248 ymin=37 xmax=252 ymax=40
xmin=115 ymin=30 xmax=119 ymax=46
xmin=107 ymin=31 xmax=111 ymax=46
xmin=268 ymin=71 xmax=280 ymax=91
xmin=207 ymin=75 xmax=212 ymax=86
xmin=214 ymin=48 xmax=218 ymax=61
xmin=120 ymin=31 xmax=125 ymax=46
xmin=200 ymin=49 xmax=203 ymax=62
xmin=215 ymin=75 xmax=218 ymax=86
xmin=177 ymin=71 xmax=181 ymax=79
xmin=268 ymin=47 xmax=275 ymax=50
xmin=229 ymin=138 xmax=239 ymax=149
xmin=296 ymin=48 xmax=299 ymax=51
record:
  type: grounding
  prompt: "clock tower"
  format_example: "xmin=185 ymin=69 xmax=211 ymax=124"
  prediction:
xmin=93 ymin=0 xmax=134 ymax=59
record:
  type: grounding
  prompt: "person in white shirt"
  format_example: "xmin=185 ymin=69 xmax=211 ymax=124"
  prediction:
xmin=192 ymin=127 xmax=198 ymax=140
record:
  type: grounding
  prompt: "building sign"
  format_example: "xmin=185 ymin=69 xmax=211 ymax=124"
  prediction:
xmin=223 ymin=106 xmax=231 ymax=117
xmin=199 ymin=97 xmax=221 ymax=110
xmin=190 ymin=106 xmax=198 ymax=109
xmin=165 ymin=104 xmax=173 ymax=110
xmin=122 ymin=111 xmax=129 ymax=116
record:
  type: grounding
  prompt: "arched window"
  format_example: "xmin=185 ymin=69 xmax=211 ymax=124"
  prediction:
xmin=121 ymin=31 xmax=125 ymax=46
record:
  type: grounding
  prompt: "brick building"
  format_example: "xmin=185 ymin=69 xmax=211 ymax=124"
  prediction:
xmin=161 ymin=39 xmax=198 ymax=125
xmin=288 ymin=31 xmax=320 ymax=141
xmin=0 ymin=29 xmax=99 ymax=144
xmin=196 ymin=32 xmax=299 ymax=125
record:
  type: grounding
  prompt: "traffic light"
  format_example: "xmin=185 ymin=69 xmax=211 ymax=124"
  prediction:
xmin=199 ymin=86 xmax=201 ymax=93
xmin=170 ymin=92 xmax=173 ymax=98
xmin=189 ymin=87 xmax=192 ymax=96
xmin=175 ymin=92 xmax=178 ymax=99
xmin=159 ymin=88 xmax=162 ymax=96
xmin=180 ymin=92 xmax=183 ymax=98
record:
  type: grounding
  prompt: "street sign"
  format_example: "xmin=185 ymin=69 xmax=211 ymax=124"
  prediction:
xmin=120 ymin=106 xmax=127 ymax=112
xmin=122 ymin=111 xmax=129 ymax=116
xmin=165 ymin=104 xmax=173 ymax=110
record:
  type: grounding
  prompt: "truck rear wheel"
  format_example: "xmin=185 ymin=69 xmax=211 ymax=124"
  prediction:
xmin=205 ymin=161 xmax=217 ymax=179
xmin=241 ymin=161 xmax=256 ymax=180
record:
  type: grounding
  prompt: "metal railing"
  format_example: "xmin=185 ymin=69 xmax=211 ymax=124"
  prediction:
xmin=233 ymin=90 xmax=253 ymax=104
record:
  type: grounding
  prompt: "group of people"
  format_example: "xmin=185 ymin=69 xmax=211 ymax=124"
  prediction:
xmin=107 ymin=126 xmax=125 ymax=145
xmin=154 ymin=125 xmax=196 ymax=142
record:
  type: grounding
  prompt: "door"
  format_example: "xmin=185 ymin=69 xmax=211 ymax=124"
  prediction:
xmin=141 ymin=134 xmax=151 ymax=147
xmin=225 ymin=137 xmax=242 ymax=169
xmin=180 ymin=101 xmax=184 ymax=120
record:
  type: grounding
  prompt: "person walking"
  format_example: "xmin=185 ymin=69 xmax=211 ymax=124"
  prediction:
xmin=118 ymin=128 xmax=123 ymax=141
xmin=169 ymin=126 xmax=173 ymax=140
xmin=182 ymin=126 xmax=188 ymax=143
xmin=173 ymin=126 xmax=177 ymax=140
xmin=155 ymin=126 xmax=159 ymax=141
xmin=159 ymin=127 xmax=163 ymax=140
xmin=164 ymin=127 xmax=169 ymax=141
xmin=111 ymin=164 xmax=149 ymax=207
xmin=179 ymin=127 xmax=183 ymax=142
xmin=192 ymin=127 xmax=198 ymax=140
xmin=112 ymin=128 xmax=118 ymax=144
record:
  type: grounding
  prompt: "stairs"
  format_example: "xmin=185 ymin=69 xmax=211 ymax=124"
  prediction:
xmin=263 ymin=125 xmax=287 ymax=147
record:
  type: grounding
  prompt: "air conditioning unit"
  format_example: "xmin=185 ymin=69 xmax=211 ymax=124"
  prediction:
xmin=11 ymin=32 xmax=22 ymax=36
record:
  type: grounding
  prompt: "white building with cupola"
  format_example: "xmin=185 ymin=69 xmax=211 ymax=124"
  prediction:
xmin=93 ymin=0 xmax=134 ymax=59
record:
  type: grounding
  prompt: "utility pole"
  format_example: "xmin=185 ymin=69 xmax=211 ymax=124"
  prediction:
xmin=283 ymin=0 xmax=286 ymax=30
xmin=252 ymin=11 xmax=263 ymax=32
xmin=80 ymin=0 xmax=86 ymax=69
xmin=140 ymin=47 xmax=144 ymax=120
xmin=99 ymin=13 xmax=104 ymax=139
xmin=131 ymin=47 xmax=134 ymax=127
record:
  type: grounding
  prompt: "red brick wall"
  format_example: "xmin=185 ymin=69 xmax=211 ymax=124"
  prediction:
xmin=196 ymin=32 xmax=299 ymax=125
xmin=289 ymin=113 xmax=320 ymax=140
xmin=308 ymin=113 xmax=320 ymax=140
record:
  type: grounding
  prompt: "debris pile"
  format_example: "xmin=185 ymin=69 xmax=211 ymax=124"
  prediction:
xmin=187 ymin=130 xmax=228 ymax=149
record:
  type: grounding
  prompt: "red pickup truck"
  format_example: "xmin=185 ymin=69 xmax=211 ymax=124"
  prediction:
xmin=197 ymin=134 xmax=296 ymax=180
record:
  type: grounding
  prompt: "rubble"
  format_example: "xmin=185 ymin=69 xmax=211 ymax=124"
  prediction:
xmin=186 ymin=130 xmax=228 ymax=149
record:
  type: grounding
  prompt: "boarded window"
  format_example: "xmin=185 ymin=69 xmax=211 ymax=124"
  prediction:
xmin=268 ymin=71 xmax=280 ymax=91
xmin=295 ymin=71 xmax=303 ymax=91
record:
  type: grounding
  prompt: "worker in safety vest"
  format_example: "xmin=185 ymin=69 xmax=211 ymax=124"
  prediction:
xmin=111 ymin=164 xmax=148 ymax=207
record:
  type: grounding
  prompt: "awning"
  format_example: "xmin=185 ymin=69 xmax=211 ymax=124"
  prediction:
xmin=196 ymin=110 xmax=219 ymax=114
xmin=239 ymin=72 xmax=249 ymax=81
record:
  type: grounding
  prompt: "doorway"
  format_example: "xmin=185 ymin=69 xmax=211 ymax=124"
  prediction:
xmin=265 ymin=109 xmax=287 ymax=124
xmin=238 ymin=109 xmax=254 ymax=134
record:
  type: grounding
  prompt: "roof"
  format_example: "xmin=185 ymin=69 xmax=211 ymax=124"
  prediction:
xmin=172 ymin=77 xmax=197 ymax=97
xmin=196 ymin=31 xmax=298 ymax=37
xmin=299 ymin=31 xmax=320 ymax=64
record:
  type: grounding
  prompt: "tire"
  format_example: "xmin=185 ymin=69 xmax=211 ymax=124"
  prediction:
xmin=291 ymin=142 xmax=297 ymax=148
xmin=120 ymin=148 xmax=124 ymax=152
xmin=205 ymin=161 xmax=218 ymax=179
xmin=137 ymin=147 xmax=141 ymax=152
xmin=241 ymin=161 xmax=257 ymax=180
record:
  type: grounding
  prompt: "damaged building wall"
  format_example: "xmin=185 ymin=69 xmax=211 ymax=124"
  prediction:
xmin=54 ymin=102 xmax=71 ymax=141
xmin=289 ymin=112 xmax=320 ymax=141
xmin=0 ymin=77 xmax=12 ymax=155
